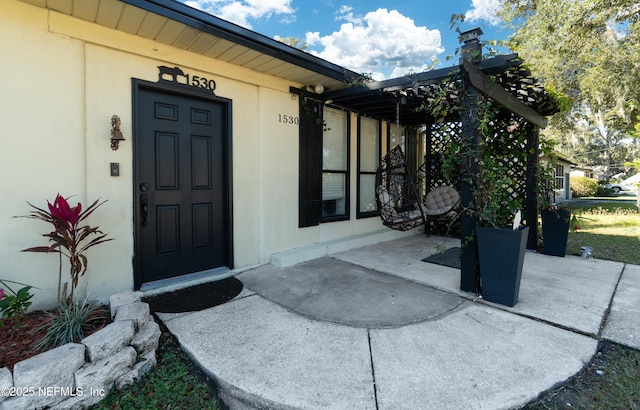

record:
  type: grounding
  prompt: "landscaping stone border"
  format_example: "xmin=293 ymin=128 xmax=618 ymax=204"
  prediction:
xmin=0 ymin=292 xmax=160 ymax=409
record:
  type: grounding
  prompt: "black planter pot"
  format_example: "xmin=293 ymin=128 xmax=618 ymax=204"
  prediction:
xmin=541 ymin=209 xmax=571 ymax=257
xmin=476 ymin=225 xmax=529 ymax=307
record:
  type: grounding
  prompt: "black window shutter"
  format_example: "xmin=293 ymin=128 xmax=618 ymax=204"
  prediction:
xmin=298 ymin=98 xmax=323 ymax=227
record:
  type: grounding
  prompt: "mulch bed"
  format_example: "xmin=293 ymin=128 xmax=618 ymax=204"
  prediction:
xmin=2 ymin=277 xmax=242 ymax=373
xmin=0 ymin=306 xmax=110 ymax=372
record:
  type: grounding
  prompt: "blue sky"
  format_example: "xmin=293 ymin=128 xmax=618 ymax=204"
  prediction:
xmin=181 ymin=0 xmax=510 ymax=80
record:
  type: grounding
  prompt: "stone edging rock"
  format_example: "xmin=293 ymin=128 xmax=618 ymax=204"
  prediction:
xmin=0 ymin=292 xmax=160 ymax=409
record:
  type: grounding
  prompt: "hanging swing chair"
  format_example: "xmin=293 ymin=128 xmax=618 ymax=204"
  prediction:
xmin=375 ymin=145 xmax=426 ymax=231
xmin=375 ymin=146 xmax=460 ymax=231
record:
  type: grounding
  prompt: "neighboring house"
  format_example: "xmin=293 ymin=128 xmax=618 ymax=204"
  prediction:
xmin=553 ymin=152 xmax=578 ymax=201
xmin=2 ymin=0 xmax=417 ymax=309
xmin=570 ymin=166 xmax=595 ymax=179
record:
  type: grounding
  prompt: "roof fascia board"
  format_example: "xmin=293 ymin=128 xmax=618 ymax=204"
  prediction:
xmin=121 ymin=0 xmax=360 ymax=82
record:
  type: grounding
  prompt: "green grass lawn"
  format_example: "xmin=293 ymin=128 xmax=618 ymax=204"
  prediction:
xmin=564 ymin=202 xmax=640 ymax=265
xmin=90 ymin=329 xmax=222 ymax=410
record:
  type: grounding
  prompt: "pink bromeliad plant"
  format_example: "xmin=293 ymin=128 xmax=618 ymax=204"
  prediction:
xmin=19 ymin=194 xmax=112 ymax=301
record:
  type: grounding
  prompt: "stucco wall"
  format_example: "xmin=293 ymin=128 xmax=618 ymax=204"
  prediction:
xmin=1 ymin=0 xmax=393 ymax=310
xmin=1 ymin=2 xmax=92 ymax=309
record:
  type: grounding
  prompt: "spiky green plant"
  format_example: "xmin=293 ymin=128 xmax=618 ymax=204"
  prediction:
xmin=36 ymin=295 xmax=106 ymax=350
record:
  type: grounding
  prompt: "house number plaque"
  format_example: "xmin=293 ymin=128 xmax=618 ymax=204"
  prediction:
xmin=158 ymin=65 xmax=217 ymax=94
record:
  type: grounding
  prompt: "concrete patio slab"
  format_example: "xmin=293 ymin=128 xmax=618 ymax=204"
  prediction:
xmin=512 ymin=252 xmax=623 ymax=335
xmin=370 ymin=303 xmax=597 ymax=410
xmin=238 ymin=258 xmax=465 ymax=328
xmin=161 ymin=295 xmax=376 ymax=410
xmin=334 ymin=234 xmax=462 ymax=292
xmin=335 ymin=235 xmax=624 ymax=335
xmin=151 ymin=234 xmax=638 ymax=410
xmin=602 ymin=264 xmax=640 ymax=350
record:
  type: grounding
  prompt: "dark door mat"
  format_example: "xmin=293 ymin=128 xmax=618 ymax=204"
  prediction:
xmin=142 ymin=277 xmax=243 ymax=313
xmin=422 ymin=247 xmax=461 ymax=269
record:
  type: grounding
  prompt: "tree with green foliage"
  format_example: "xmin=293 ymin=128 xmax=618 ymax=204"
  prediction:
xmin=275 ymin=36 xmax=309 ymax=51
xmin=499 ymin=0 xmax=640 ymax=180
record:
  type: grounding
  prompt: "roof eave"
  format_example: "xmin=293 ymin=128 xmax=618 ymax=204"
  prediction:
xmin=122 ymin=0 xmax=362 ymax=83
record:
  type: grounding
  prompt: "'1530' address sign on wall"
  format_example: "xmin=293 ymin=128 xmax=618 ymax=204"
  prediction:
xmin=158 ymin=65 xmax=216 ymax=94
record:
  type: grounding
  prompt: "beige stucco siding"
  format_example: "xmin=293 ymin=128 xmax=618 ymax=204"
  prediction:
xmin=1 ymin=2 xmax=93 ymax=308
xmin=2 ymin=0 xmax=393 ymax=309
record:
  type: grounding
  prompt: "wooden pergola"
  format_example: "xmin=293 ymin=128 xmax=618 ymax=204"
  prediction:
xmin=296 ymin=29 xmax=560 ymax=295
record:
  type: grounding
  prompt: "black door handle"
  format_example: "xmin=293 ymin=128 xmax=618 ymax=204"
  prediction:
xmin=140 ymin=193 xmax=149 ymax=227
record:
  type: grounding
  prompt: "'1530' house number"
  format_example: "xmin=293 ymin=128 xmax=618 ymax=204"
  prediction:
xmin=278 ymin=114 xmax=299 ymax=125
xmin=158 ymin=65 xmax=216 ymax=94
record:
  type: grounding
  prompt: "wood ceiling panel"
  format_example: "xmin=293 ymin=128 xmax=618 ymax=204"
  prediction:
xmin=187 ymin=33 xmax=219 ymax=54
xmin=201 ymin=38 xmax=236 ymax=59
xmin=227 ymin=49 xmax=263 ymax=66
xmin=95 ymin=0 xmax=124 ymax=28
xmin=19 ymin=0 xmax=46 ymax=7
xmin=72 ymin=0 xmax=99 ymax=21
xmin=136 ymin=12 xmax=168 ymax=39
xmin=154 ymin=19 xmax=186 ymax=45
xmin=116 ymin=4 xmax=147 ymax=34
xmin=296 ymin=72 xmax=331 ymax=87
xmin=46 ymin=0 xmax=72 ymax=14
xmin=254 ymin=59 xmax=288 ymax=74
xmin=172 ymin=26 xmax=200 ymax=49
xmin=242 ymin=54 xmax=274 ymax=70
xmin=271 ymin=65 xmax=306 ymax=78
xmin=219 ymin=47 xmax=257 ymax=64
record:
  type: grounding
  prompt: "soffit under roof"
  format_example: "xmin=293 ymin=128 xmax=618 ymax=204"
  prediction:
xmin=18 ymin=0 xmax=356 ymax=92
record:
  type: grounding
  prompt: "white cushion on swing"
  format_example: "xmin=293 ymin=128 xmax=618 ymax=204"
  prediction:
xmin=377 ymin=185 xmax=423 ymax=224
xmin=422 ymin=185 xmax=459 ymax=216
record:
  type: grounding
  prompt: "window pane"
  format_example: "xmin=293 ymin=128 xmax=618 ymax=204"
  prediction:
xmin=322 ymin=172 xmax=346 ymax=217
xmin=359 ymin=174 xmax=377 ymax=213
xmin=323 ymin=108 xmax=347 ymax=171
xmin=360 ymin=117 xmax=379 ymax=172
xmin=555 ymin=165 xmax=564 ymax=189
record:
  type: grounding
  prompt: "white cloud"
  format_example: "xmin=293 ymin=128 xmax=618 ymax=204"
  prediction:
xmin=305 ymin=31 xmax=321 ymax=46
xmin=465 ymin=0 xmax=504 ymax=26
xmin=308 ymin=9 xmax=443 ymax=80
xmin=184 ymin=0 xmax=294 ymax=29
xmin=335 ymin=5 xmax=362 ymax=25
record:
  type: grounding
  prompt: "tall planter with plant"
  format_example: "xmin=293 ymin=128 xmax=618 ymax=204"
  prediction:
xmin=540 ymin=208 xmax=571 ymax=256
xmin=464 ymin=100 xmax=531 ymax=307
xmin=427 ymin=73 xmax=533 ymax=306
xmin=476 ymin=224 xmax=528 ymax=307
xmin=537 ymin=147 xmax=571 ymax=257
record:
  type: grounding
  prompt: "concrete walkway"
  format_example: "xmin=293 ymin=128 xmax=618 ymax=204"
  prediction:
xmin=156 ymin=234 xmax=640 ymax=409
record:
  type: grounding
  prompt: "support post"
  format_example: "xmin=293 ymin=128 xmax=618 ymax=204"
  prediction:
xmin=459 ymin=28 xmax=483 ymax=294
xmin=424 ymin=123 xmax=433 ymax=235
xmin=459 ymin=82 xmax=480 ymax=294
xmin=525 ymin=124 xmax=539 ymax=250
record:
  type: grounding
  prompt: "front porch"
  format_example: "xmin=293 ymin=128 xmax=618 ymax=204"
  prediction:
xmin=154 ymin=234 xmax=637 ymax=409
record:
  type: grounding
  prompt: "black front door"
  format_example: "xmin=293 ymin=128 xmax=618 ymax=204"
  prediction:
xmin=134 ymin=82 xmax=232 ymax=287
